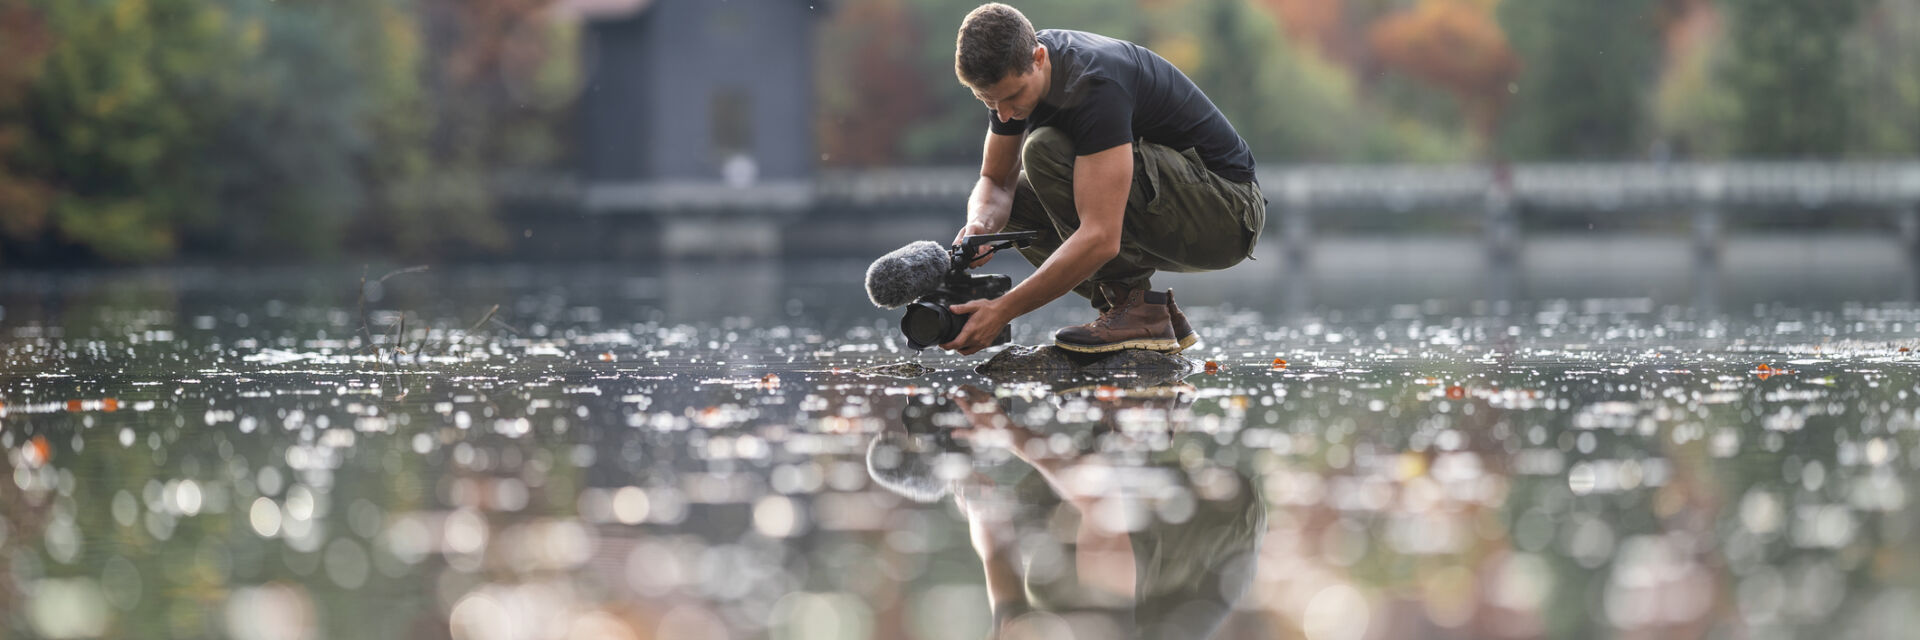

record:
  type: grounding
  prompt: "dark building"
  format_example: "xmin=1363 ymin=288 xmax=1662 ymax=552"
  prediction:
xmin=576 ymin=0 xmax=821 ymax=254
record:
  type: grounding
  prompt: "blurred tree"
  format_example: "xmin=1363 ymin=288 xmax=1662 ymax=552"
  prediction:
xmin=344 ymin=0 xmax=494 ymax=258
xmin=0 ymin=0 xmax=250 ymax=262
xmin=1718 ymin=0 xmax=1865 ymax=156
xmin=1842 ymin=0 xmax=1920 ymax=155
xmin=363 ymin=0 xmax=581 ymax=257
xmin=1497 ymin=0 xmax=1659 ymax=160
xmin=1368 ymin=0 xmax=1520 ymax=156
xmin=1257 ymin=0 xmax=1345 ymax=61
xmin=816 ymin=0 xmax=935 ymax=166
xmin=1331 ymin=0 xmax=1482 ymax=161
xmin=0 ymin=3 xmax=54 ymax=253
xmin=1170 ymin=0 xmax=1454 ymax=161
xmin=0 ymin=0 xmax=577 ymax=264
xmin=1651 ymin=0 xmax=1737 ymax=158
xmin=192 ymin=0 xmax=369 ymax=258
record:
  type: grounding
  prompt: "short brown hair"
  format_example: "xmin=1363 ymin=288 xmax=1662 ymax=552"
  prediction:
xmin=955 ymin=3 xmax=1037 ymax=88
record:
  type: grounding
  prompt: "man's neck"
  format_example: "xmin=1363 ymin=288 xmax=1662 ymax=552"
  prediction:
xmin=1036 ymin=51 xmax=1054 ymax=104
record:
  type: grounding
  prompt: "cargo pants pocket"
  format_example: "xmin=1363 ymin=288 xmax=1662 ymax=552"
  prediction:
xmin=1130 ymin=141 xmax=1260 ymax=271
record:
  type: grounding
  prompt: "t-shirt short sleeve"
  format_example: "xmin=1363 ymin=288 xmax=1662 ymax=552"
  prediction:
xmin=1062 ymin=79 xmax=1132 ymax=155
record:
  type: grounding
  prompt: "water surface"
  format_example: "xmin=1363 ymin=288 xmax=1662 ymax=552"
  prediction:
xmin=4 ymin=236 xmax=1920 ymax=639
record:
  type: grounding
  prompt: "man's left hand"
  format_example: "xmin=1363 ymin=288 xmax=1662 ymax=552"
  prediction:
xmin=940 ymin=298 xmax=1012 ymax=355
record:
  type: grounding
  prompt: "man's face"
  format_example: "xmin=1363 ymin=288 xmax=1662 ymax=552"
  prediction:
xmin=970 ymin=47 xmax=1048 ymax=123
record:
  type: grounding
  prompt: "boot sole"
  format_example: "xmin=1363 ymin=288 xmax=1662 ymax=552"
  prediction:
xmin=1164 ymin=334 xmax=1198 ymax=354
xmin=1054 ymin=337 xmax=1181 ymax=354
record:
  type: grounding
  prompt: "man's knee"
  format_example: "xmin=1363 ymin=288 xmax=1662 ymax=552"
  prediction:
xmin=1020 ymin=127 xmax=1074 ymax=180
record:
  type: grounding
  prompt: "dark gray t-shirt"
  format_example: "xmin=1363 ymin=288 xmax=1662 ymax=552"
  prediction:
xmin=988 ymin=29 xmax=1256 ymax=183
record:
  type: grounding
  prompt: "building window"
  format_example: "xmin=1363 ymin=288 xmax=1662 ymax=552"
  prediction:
xmin=712 ymin=90 xmax=752 ymax=156
xmin=713 ymin=90 xmax=756 ymax=185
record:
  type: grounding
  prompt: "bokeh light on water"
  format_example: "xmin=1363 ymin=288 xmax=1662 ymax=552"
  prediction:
xmin=3 ymin=242 xmax=1920 ymax=638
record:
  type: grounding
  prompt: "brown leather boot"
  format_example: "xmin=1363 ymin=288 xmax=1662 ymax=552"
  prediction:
xmin=1055 ymin=286 xmax=1179 ymax=353
xmin=1166 ymin=288 xmax=1197 ymax=353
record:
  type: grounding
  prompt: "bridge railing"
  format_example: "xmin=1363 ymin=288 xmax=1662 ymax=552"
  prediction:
xmin=812 ymin=161 xmax=1920 ymax=260
xmin=813 ymin=162 xmax=1920 ymax=208
xmin=558 ymin=162 xmax=1920 ymax=257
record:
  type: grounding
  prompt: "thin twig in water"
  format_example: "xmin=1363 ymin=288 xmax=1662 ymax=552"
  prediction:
xmin=390 ymin=312 xmax=407 ymax=364
xmin=423 ymin=304 xmax=502 ymax=358
xmin=467 ymin=304 xmax=501 ymax=336
xmin=388 ymin=353 xmax=410 ymax=401
xmin=352 ymin=264 xmax=429 ymax=357
xmin=454 ymin=303 xmax=502 ymax=356
xmin=382 ymin=312 xmax=408 ymax=399
xmin=377 ymin=265 xmax=430 ymax=283
xmin=356 ymin=265 xmax=374 ymax=354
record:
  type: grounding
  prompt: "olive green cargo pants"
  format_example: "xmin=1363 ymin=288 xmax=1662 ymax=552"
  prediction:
xmin=1006 ymin=127 xmax=1266 ymax=311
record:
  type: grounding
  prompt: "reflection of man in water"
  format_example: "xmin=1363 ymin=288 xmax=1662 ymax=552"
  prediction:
xmin=938 ymin=3 xmax=1265 ymax=356
xmin=867 ymin=386 xmax=1263 ymax=639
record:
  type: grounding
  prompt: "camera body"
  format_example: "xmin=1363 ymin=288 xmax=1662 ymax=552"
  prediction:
xmin=899 ymin=231 xmax=1040 ymax=350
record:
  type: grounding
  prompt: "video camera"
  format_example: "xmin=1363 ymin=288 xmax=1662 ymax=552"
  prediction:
xmin=899 ymin=231 xmax=1040 ymax=350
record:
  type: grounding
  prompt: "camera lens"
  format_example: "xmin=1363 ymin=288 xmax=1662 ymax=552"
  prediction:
xmin=901 ymin=302 xmax=956 ymax=348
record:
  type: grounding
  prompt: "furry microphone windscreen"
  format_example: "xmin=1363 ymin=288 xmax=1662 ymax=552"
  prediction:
xmin=866 ymin=240 xmax=950 ymax=308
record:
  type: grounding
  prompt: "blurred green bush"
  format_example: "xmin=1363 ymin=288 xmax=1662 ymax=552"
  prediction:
xmin=0 ymin=0 xmax=574 ymax=263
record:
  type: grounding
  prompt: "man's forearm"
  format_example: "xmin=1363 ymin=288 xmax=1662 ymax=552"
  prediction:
xmin=967 ymin=131 xmax=1023 ymax=233
xmin=987 ymin=143 xmax=1130 ymax=320
xmin=969 ymin=511 xmax=1029 ymax=619
xmin=996 ymin=229 xmax=1116 ymax=318
xmin=965 ymin=175 xmax=1014 ymax=231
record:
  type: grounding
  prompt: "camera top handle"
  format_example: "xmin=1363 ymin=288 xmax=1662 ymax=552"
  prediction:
xmin=951 ymin=230 xmax=1042 ymax=270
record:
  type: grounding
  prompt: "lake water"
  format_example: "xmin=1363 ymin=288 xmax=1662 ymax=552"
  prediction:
xmin=4 ymin=235 xmax=1920 ymax=639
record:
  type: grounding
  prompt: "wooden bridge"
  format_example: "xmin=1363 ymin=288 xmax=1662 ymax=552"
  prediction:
xmin=551 ymin=162 xmax=1920 ymax=258
xmin=816 ymin=161 xmax=1920 ymax=260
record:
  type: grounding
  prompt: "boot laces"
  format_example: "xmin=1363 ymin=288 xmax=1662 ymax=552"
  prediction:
xmin=1094 ymin=291 xmax=1135 ymax=328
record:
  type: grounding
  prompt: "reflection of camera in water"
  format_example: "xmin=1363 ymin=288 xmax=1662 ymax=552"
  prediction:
xmin=866 ymin=395 xmax=971 ymax=502
xmin=900 ymin=232 xmax=1040 ymax=350
xmin=900 ymin=394 xmax=970 ymax=453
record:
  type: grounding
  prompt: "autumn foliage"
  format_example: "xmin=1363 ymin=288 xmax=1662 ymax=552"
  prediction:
xmin=816 ymin=0 xmax=933 ymax=166
xmin=0 ymin=5 xmax=53 ymax=242
xmin=1367 ymin=0 xmax=1519 ymax=142
xmin=1256 ymin=0 xmax=1347 ymax=61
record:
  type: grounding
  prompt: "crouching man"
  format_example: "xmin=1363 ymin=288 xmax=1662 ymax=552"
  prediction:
xmin=940 ymin=3 xmax=1265 ymax=356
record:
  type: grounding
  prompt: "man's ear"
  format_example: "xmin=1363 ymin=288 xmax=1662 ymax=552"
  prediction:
xmin=1031 ymin=45 xmax=1047 ymax=71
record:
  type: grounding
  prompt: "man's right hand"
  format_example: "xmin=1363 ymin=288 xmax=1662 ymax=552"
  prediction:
xmin=952 ymin=221 xmax=1001 ymax=268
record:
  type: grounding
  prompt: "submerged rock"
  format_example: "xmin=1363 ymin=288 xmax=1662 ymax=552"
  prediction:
xmin=975 ymin=345 xmax=1191 ymax=382
xmin=857 ymin=361 xmax=934 ymax=378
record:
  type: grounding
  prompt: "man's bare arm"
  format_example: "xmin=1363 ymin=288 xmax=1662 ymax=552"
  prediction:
xmin=967 ymin=507 xmax=1031 ymax=627
xmin=989 ymin=143 xmax=1130 ymax=318
xmin=957 ymin=131 xmax=1025 ymax=249
xmin=941 ymin=143 xmax=1132 ymax=355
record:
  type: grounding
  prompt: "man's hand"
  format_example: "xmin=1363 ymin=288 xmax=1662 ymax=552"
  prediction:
xmin=960 ymin=131 xmax=1021 ymax=268
xmin=948 ymin=385 xmax=1033 ymax=451
xmin=939 ymin=297 xmax=1012 ymax=355
xmin=952 ymin=221 xmax=999 ymax=268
